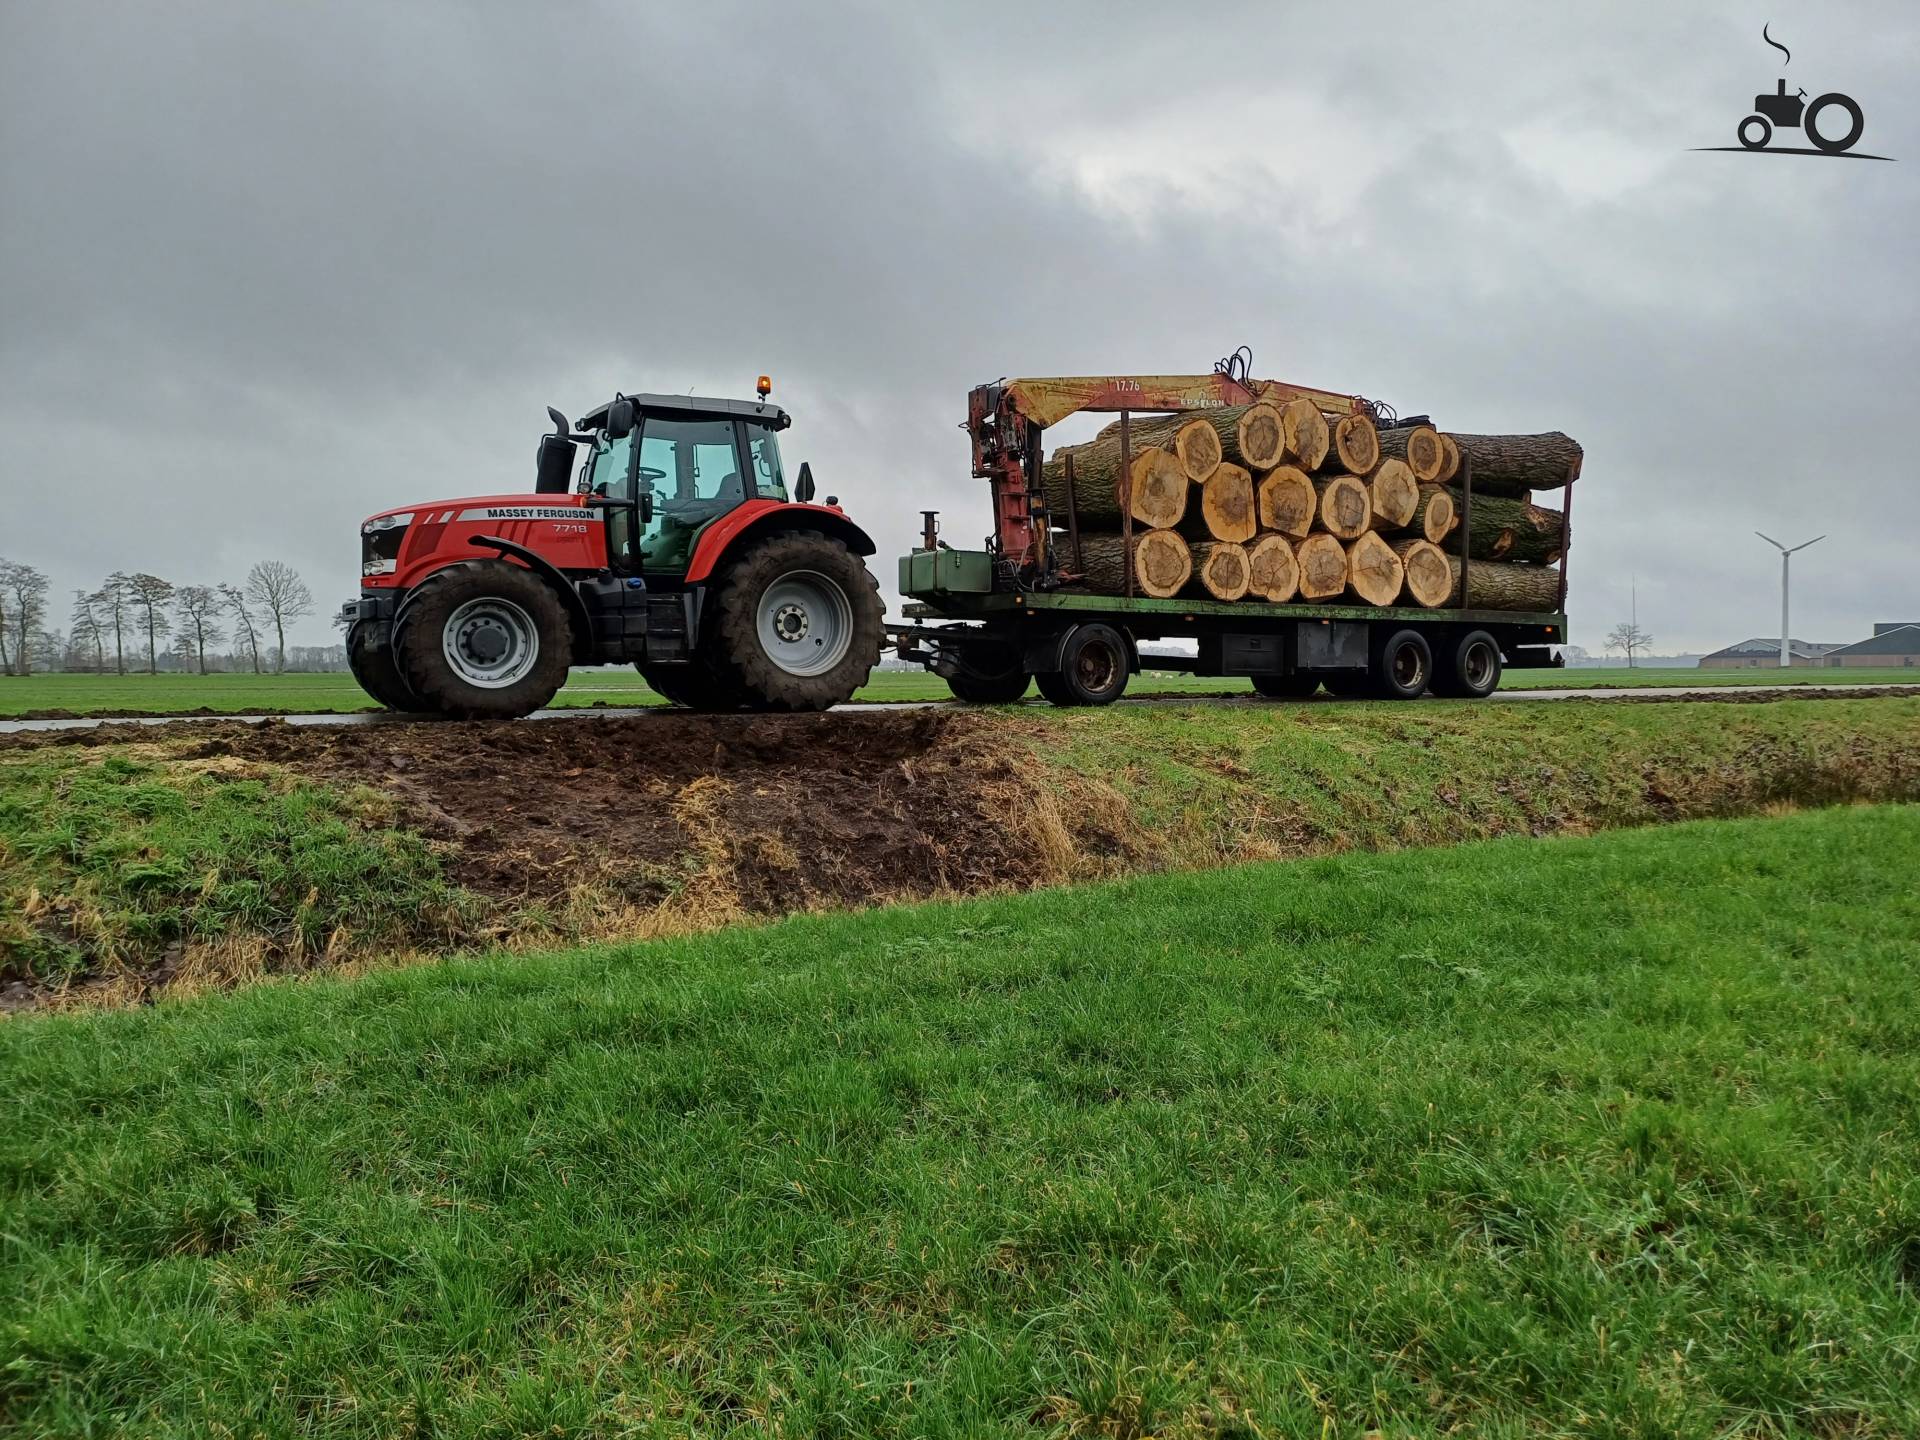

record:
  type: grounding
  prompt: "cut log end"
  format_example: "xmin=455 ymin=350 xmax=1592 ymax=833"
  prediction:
xmin=1295 ymin=533 xmax=1348 ymax=600
xmin=1236 ymin=403 xmax=1286 ymax=470
xmin=1314 ymin=474 xmax=1372 ymax=540
xmin=1245 ymin=534 xmax=1299 ymax=603
xmin=1436 ymin=432 xmax=1461 ymax=483
xmin=1391 ymin=538 xmax=1451 ymax=608
xmin=1414 ymin=485 xmax=1457 ymax=545
xmin=1256 ymin=465 xmax=1316 ymax=538
xmin=1128 ymin=448 xmax=1190 ymax=530
xmin=1367 ymin=458 xmax=1419 ymax=530
xmin=1190 ymin=540 xmax=1251 ymax=601
xmin=1169 ymin=417 xmax=1223 ymax=484
xmin=1074 ymin=530 xmax=1190 ymax=598
xmin=1380 ymin=423 xmax=1445 ymax=482
xmin=1330 ymin=412 xmax=1380 ymax=475
xmin=1196 ymin=462 xmax=1257 ymax=543
xmin=1344 ymin=530 xmax=1405 ymax=607
xmin=1281 ymin=397 xmax=1330 ymax=470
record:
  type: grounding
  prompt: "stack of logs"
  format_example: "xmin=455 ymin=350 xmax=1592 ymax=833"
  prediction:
xmin=1039 ymin=399 xmax=1578 ymax=609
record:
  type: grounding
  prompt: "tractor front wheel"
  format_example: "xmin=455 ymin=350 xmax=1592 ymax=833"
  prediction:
xmin=347 ymin=621 xmax=425 ymax=712
xmin=708 ymin=531 xmax=883 ymax=710
xmin=393 ymin=561 xmax=573 ymax=719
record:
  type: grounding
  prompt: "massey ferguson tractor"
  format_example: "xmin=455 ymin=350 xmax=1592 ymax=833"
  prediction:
xmin=342 ymin=381 xmax=884 ymax=718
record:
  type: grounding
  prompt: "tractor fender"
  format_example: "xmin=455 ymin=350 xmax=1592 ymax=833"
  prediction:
xmin=684 ymin=500 xmax=877 ymax=584
xmin=393 ymin=538 xmax=594 ymax=664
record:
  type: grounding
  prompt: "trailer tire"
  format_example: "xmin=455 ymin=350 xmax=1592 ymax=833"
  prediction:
xmin=1371 ymin=628 xmax=1433 ymax=700
xmin=1432 ymin=629 xmax=1502 ymax=699
xmin=637 ymin=662 xmax=746 ymax=711
xmin=1322 ymin=671 xmax=1371 ymax=698
xmin=943 ymin=637 xmax=1030 ymax=704
xmin=347 ymin=621 xmax=425 ymax=712
xmin=393 ymin=561 xmax=573 ymax=719
xmin=1251 ymin=672 xmax=1320 ymax=699
xmin=1036 ymin=624 xmax=1130 ymax=707
xmin=709 ymin=530 xmax=883 ymax=711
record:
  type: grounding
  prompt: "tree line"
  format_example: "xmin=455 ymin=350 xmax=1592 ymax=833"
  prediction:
xmin=0 ymin=558 xmax=319 ymax=676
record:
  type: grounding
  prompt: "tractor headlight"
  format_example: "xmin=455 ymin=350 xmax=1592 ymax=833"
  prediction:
xmin=361 ymin=511 xmax=413 ymax=534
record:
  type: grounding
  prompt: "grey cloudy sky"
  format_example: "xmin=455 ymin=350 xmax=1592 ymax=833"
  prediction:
xmin=4 ymin=1 xmax=1916 ymax=653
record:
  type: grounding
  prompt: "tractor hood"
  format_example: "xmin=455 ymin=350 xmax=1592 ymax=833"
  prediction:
xmin=360 ymin=493 xmax=594 ymax=584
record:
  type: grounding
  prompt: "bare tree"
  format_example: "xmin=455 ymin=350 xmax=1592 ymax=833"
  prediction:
xmin=69 ymin=590 xmax=107 ymax=672
xmin=125 ymin=573 xmax=175 ymax=674
xmin=247 ymin=561 xmax=314 ymax=672
xmin=220 ymin=583 xmax=264 ymax=673
xmin=100 ymin=573 xmax=132 ymax=675
xmin=0 ymin=559 xmax=51 ymax=676
xmin=173 ymin=585 xmax=226 ymax=674
xmin=1606 ymin=620 xmax=1653 ymax=668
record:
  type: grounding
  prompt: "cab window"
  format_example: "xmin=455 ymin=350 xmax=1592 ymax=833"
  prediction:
xmin=748 ymin=426 xmax=787 ymax=500
xmin=634 ymin=417 xmax=746 ymax=572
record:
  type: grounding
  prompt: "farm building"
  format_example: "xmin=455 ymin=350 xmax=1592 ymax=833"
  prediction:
xmin=1819 ymin=623 xmax=1920 ymax=668
xmin=1699 ymin=637 xmax=1842 ymax=668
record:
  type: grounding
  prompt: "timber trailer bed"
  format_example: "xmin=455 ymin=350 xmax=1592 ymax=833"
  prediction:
xmin=890 ymin=364 xmax=1572 ymax=705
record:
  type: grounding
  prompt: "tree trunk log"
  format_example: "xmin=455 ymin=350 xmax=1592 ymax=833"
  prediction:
xmin=1449 ymin=432 xmax=1582 ymax=494
xmin=1367 ymin=457 xmax=1418 ymax=529
xmin=1095 ymin=403 xmax=1289 ymax=476
xmin=1180 ymin=462 xmax=1257 ymax=542
xmin=1189 ymin=540 xmax=1251 ymax=601
xmin=1075 ymin=530 xmax=1190 ymax=598
xmin=1322 ymin=411 xmax=1380 ymax=475
xmin=1041 ymin=445 xmax=1188 ymax=529
xmin=1256 ymin=465 xmax=1316 ymax=538
xmin=1280 ymin=398 xmax=1330 ymax=470
xmin=1442 ymin=490 xmax=1566 ymax=564
xmin=1344 ymin=530 xmax=1404 ymax=606
xmin=1446 ymin=556 xmax=1562 ymax=610
xmin=1314 ymin=474 xmax=1371 ymax=540
xmin=1411 ymin=485 xmax=1456 ymax=545
xmin=1245 ymin=534 xmax=1298 ymax=603
xmin=1377 ymin=423 xmax=1445 ymax=482
xmin=1295 ymin=533 xmax=1348 ymax=600
xmin=1436 ymin=432 xmax=1461 ymax=483
xmin=1392 ymin=538 xmax=1451 ymax=607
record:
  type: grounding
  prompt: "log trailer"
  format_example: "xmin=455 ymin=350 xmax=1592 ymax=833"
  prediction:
xmin=889 ymin=366 xmax=1572 ymax=704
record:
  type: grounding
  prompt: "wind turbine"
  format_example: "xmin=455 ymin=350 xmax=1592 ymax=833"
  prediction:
xmin=1755 ymin=532 xmax=1824 ymax=667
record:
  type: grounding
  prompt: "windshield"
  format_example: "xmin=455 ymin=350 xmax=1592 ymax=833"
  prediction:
xmin=587 ymin=432 xmax=633 ymax=499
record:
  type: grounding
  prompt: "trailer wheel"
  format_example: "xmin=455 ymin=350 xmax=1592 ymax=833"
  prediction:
xmin=1036 ymin=624 xmax=1130 ymax=707
xmin=1371 ymin=628 xmax=1433 ymax=700
xmin=943 ymin=638 xmax=1030 ymax=704
xmin=347 ymin=621 xmax=425 ymax=712
xmin=1251 ymin=672 xmax=1320 ymax=699
xmin=393 ymin=561 xmax=573 ymax=719
xmin=709 ymin=530 xmax=883 ymax=711
xmin=637 ymin=662 xmax=746 ymax=711
xmin=1322 ymin=671 xmax=1371 ymax=698
xmin=1432 ymin=630 xmax=1502 ymax=699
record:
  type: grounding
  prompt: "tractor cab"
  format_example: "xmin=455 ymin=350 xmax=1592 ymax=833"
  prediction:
xmin=562 ymin=386 xmax=815 ymax=580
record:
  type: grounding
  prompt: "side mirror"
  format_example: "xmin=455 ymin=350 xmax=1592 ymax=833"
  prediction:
xmin=534 ymin=433 xmax=574 ymax=494
xmin=795 ymin=461 xmax=816 ymax=503
xmin=606 ymin=395 xmax=637 ymax=439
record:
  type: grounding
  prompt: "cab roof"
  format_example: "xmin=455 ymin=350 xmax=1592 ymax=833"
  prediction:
xmin=574 ymin=393 xmax=791 ymax=432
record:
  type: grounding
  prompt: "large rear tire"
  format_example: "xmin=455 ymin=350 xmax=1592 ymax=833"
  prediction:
xmin=347 ymin=621 xmax=425 ymax=712
xmin=393 ymin=561 xmax=573 ymax=719
xmin=708 ymin=530 xmax=883 ymax=711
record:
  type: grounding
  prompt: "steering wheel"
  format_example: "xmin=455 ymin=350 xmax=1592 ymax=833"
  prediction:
xmin=636 ymin=466 xmax=667 ymax=486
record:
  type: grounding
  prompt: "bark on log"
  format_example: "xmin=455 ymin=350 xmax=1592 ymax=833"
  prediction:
xmin=1441 ymin=489 xmax=1566 ymax=564
xmin=1392 ymin=538 xmax=1451 ymax=608
xmin=1377 ymin=423 xmax=1445 ymax=482
xmin=1189 ymin=541 xmax=1251 ymax=601
xmin=1449 ymin=432 xmax=1582 ymax=494
xmin=1256 ymin=465 xmax=1316 ymax=538
xmin=1280 ymin=398 xmax=1330 ymax=470
xmin=1367 ymin=458 xmax=1419 ymax=530
xmin=1411 ymin=485 xmax=1457 ymax=545
xmin=1076 ymin=530 xmax=1190 ymax=598
xmin=1295 ymin=533 xmax=1348 ymax=600
xmin=1245 ymin=534 xmax=1299 ymax=603
xmin=1094 ymin=403 xmax=1286 ymax=476
xmin=1180 ymin=462 xmax=1257 ymax=543
xmin=1324 ymin=411 xmax=1380 ymax=475
xmin=1041 ymin=445 xmax=1188 ymax=529
xmin=1081 ymin=415 xmax=1221 ymax=483
xmin=1314 ymin=474 xmax=1372 ymax=540
xmin=1344 ymin=530 xmax=1405 ymax=607
xmin=1446 ymin=556 xmax=1563 ymax=611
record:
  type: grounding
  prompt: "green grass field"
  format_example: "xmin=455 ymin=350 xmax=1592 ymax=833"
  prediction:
xmin=4 ymin=805 xmax=1918 ymax=1437
xmin=2 ymin=664 xmax=1916 ymax=717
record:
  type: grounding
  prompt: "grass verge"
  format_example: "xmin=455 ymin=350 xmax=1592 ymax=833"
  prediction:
xmin=4 ymin=805 xmax=1918 ymax=1437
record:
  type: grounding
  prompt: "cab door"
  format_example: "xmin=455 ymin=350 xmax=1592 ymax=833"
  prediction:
xmin=631 ymin=417 xmax=750 ymax=576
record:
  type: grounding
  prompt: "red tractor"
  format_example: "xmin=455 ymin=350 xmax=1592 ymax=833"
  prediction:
xmin=343 ymin=382 xmax=884 ymax=718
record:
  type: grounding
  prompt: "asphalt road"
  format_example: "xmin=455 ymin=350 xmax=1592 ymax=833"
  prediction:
xmin=4 ymin=683 xmax=1916 ymax=734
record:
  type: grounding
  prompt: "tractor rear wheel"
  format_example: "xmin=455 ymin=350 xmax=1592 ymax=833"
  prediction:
xmin=637 ymin=661 xmax=746 ymax=711
xmin=708 ymin=530 xmax=883 ymax=711
xmin=347 ymin=621 xmax=425 ymax=712
xmin=393 ymin=560 xmax=573 ymax=719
